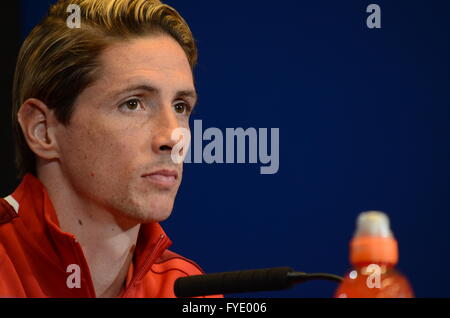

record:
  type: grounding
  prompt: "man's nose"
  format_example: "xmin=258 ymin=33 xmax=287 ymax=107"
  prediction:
xmin=151 ymin=106 xmax=181 ymax=154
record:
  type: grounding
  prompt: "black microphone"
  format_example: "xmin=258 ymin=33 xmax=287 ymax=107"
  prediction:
xmin=174 ymin=266 xmax=343 ymax=297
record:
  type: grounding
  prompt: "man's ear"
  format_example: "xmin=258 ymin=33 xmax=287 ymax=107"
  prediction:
xmin=17 ymin=98 xmax=60 ymax=160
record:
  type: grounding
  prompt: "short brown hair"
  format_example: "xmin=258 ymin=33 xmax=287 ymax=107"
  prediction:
xmin=12 ymin=0 xmax=197 ymax=178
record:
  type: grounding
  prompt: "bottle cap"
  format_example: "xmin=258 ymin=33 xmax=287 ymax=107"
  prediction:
xmin=354 ymin=211 xmax=393 ymax=238
xmin=350 ymin=211 xmax=398 ymax=265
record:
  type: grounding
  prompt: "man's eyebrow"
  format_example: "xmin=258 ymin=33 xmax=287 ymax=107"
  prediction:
xmin=111 ymin=84 xmax=198 ymax=105
xmin=175 ymin=89 xmax=198 ymax=101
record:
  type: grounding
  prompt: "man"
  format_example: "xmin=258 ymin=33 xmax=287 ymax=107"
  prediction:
xmin=0 ymin=0 xmax=217 ymax=298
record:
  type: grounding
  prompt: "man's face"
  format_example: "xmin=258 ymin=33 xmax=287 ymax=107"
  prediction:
xmin=54 ymin=35 xmax=196 ymax=224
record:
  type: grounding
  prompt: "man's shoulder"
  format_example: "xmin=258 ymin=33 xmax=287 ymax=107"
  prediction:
xmin=0 ymin=197 xmax=21 ymax=256
xmin=0 ymin=228 xmax=25 ymax=297
xmin=0 ymin=196 xmax=19 ymax=226
xmin=0 ymin=196 xmax=25 ymax=267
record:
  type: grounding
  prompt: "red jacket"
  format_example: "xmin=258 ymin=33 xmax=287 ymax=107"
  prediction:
xmin=0 ymin=174 xmax=219 ymax=298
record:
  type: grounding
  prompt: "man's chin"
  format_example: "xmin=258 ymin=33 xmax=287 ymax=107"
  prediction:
xmin=126 ymin=203 xmax=174 ymax=224
xmin=110 ymin=195 xmax=175 ymax=225
xmin=136 ymin=211 xmax=173 ymax=224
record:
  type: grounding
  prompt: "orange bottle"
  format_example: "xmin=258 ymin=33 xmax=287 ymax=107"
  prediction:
xmin=335 ymin=211 xmax=414 ymax=298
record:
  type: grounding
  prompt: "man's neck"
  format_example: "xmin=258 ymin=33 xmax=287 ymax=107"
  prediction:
xmin=38 ymin=166 xmax=140 ymax=298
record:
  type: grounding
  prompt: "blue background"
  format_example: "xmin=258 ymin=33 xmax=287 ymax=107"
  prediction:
xmin=18 ymin=0 xmax=450 ymax=297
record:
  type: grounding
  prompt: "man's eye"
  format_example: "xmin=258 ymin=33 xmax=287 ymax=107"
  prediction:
xmin=120 ymin=98 xmax=143 ymax=111
xmin=174 ymin=102 xmax=189 ymax=114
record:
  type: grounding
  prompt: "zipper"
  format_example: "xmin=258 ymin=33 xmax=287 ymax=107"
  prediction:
xmin=125 ymin=234 xmax=169 ymax=291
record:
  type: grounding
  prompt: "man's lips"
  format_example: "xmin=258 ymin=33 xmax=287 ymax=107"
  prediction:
xmin=142 ymin=169 xmax=179 ymax=188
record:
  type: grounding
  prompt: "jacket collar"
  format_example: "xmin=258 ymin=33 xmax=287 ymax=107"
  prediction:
xmin=11 ymin=173 xmax=173 ymax=284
